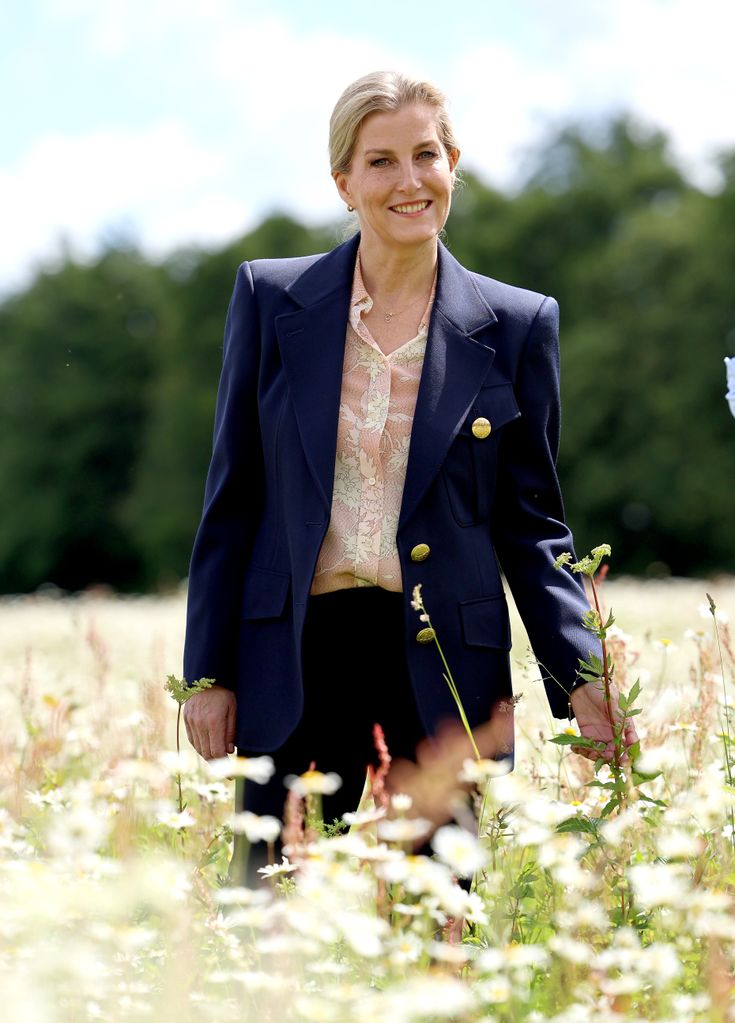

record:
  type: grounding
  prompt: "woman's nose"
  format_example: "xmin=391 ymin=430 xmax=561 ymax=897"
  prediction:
xmin=396 ymin=160 xmax=421 ymax=192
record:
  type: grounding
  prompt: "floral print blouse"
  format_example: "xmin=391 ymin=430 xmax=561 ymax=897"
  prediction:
xmin=310 ymin=252 xmax=437 ymax=595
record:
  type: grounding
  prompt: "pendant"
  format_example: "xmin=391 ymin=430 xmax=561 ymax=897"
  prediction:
xmin=384 ymin=312 xmax=392 ymax=323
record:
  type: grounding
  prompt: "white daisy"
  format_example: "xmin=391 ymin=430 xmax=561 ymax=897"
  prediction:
xmin=207 ymin=755 xmax=275 ymax=783
xmin=230 ymin=811 xmax=281 ymax=843
xmin=431 ymin=825 xmax=489 ymax=878
xmin=284 ymin=770 xmax=342 ymax=796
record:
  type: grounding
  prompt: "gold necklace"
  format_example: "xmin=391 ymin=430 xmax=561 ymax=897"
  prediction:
xmin=361 ymin=257 xmax=438 ymax=324
xmin=375 ymin=292 xmax=429 ymax=323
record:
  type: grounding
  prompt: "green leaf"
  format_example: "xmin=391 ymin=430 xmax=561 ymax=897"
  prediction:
xmin=164 ymin=674 xmax=215 ymax=705
xmin=636 ymin=794 xmax=668 ymax=807
xmin=582 ymin=610 xmax=602 ymax=631
xmin=577 ymin=654 xmax=603 ymax=675
xmin=599 ymin=797 xmax=620 ymax=818
xmin=631 ymin=765 xmax=661 ymax=783
xmin=577 ymin=672 xmax=602 ymax=683
xmin=550 ymin=734 xmax=603 ymax=748
xmin=556 ymin=816 xmax=598 ymax=834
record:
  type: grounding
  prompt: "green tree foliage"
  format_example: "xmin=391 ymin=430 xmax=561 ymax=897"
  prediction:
xmin=123 ymin=216 xmax=337 ymax=588
xmin=449 ymin=118 xmax=735 ymax=576
xmin=1 ymin=123 xmax=734 ymax=592
xmin=0 ymin=249 xmax=166 ymax=591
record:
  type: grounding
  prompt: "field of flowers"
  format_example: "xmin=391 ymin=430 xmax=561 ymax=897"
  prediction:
xmin=1 ymin=575 xmax=734 ymax=1023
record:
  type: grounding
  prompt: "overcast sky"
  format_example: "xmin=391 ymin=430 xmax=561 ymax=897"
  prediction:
xmin=2 ymin=0 xmax=733 ymax=296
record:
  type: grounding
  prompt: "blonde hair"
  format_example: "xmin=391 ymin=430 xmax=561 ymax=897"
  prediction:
xmin=329 ymin=71 xmax=459 ymax=175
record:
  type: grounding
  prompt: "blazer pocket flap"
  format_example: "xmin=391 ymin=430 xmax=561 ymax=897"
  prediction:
xmin=241 ymin=567 xmax=291 ymax=619
xmin=459 ymin=594 xmax=512 ymax=649
xmin=473 ymin=382 xmax=521 ymax=433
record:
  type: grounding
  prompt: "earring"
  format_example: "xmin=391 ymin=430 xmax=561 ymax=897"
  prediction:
xmin=347 ymin=205 xmax=354 ymax=212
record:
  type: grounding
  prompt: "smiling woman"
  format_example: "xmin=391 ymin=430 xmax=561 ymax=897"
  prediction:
xmin=181 ymin=70 xmax=633 ymax=887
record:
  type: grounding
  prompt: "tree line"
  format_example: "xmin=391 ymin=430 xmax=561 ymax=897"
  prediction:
xmin=1 ymin=115 xmax=734 ymax=594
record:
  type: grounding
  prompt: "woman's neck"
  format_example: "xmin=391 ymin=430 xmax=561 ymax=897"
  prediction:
xmin=357 ymin=237 xmax=438 ymax=305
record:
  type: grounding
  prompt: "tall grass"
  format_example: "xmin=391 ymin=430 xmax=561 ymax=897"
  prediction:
xmin=1 ymin=579 xmax=734 ymax=1022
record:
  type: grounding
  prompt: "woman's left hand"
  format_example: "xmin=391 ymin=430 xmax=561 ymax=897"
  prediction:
xmin=570 ymin=680 xmax=639 ymax=764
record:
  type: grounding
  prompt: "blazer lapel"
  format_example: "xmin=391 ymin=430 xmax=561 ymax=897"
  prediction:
xmin=275 ymin=234 xmax=360 ymax=511
xmin=398 ymin=241 xmax=498 ymax=530
xmin=275 ymin=232 xmax=498 ymax=527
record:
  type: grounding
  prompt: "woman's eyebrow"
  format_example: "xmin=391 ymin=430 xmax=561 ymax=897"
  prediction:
xmin=364 ymin=140 xmax=437 ymax=156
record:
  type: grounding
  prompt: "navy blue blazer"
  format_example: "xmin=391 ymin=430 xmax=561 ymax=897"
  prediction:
xmin=183 ymin=232 xmax=600 ymax=753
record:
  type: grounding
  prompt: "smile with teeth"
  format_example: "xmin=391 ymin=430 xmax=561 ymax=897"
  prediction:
xmin=390 ymin=200 xmax=432 ymax=215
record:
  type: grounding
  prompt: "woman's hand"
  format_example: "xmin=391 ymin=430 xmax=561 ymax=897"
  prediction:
xmin=183 ymin=685 xmax=237 ymax=761
xmin=570 ymin=680 xmax=639 ymax=764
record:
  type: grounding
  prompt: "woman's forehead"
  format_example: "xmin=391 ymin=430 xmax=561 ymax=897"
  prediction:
xmin=357 ymin=103 xmax=441 ymax=150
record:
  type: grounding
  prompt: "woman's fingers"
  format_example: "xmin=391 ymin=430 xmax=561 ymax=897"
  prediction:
xmin=184 ymin=702 xmax=207 ymax=759
xmin=226 ymin=698 xmax=237 ymax=756
xmin=184 ymin=687 xmax=237 ymax=760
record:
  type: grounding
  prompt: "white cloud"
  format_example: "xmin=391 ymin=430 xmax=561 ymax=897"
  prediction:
xmin=206 ymin=16 xmax=413 ymax=221
xmin=42 ymin=0 xmax=238 ymax=55
xmin=0 ymin=121 xmax=246 ymax=294
xmin=444 ymin=0 xmax=735 ymax=190
xmin=4 ymin=0 xmax=735 ymax=295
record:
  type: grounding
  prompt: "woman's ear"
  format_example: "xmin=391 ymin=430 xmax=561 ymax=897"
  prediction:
xmin=332 ymin=170 xmax=352 ymax=208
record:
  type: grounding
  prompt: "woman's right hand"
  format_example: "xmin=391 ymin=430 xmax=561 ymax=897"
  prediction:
xmin=183 ymin=685 xmax=237 ymax=761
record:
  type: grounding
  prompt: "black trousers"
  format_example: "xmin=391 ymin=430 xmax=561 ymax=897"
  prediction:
xmin=230 ymin=586 xmax=445 ymax=889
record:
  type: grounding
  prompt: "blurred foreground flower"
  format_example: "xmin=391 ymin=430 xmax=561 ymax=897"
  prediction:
xmin=284 ymin=769 xmax=342 ymax=796
xmin=230 ymin=811 xmax=281 ymax=842
xmin=207 ymin=754 xmax=275 ymax=782
xmin=156 ymin=808 xmax=196 ymax=828
xmin=377 ymin=817 xmax=433 ymax=843
xmin=432 ymin=823 xmax=489 ymax=878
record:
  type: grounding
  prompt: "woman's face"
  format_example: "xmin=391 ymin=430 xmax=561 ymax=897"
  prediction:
xmin=333 ymin=103 xmax=459 ymax=255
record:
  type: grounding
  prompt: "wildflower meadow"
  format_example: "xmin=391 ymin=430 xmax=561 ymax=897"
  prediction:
xmin=2 ymin=570 xmax=734 ymax=1023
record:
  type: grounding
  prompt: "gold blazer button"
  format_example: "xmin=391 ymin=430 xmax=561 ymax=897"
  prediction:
xmin=410 ymin=543 xmax=431 ymax=562
xmin=472 ymin=417 xmax=491 ymax=439
xmin=416 ymin=627 xmax=436 ymax=644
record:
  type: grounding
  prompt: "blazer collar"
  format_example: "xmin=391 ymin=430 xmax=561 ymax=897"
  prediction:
xmin=285 ymin=232 xmax=497 ymax=337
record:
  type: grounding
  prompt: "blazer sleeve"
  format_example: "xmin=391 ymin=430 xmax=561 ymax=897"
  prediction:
xmin=492 ymin=295 xmax=603 ymax=719
xmin=182 ymin=261 xmax=264 ymax=690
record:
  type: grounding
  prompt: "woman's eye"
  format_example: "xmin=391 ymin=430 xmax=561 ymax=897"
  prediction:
xmin=418 ymin=150 xmax=439 ymax=160
xmin=370 ymin=157 xmax=390 ymax=167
